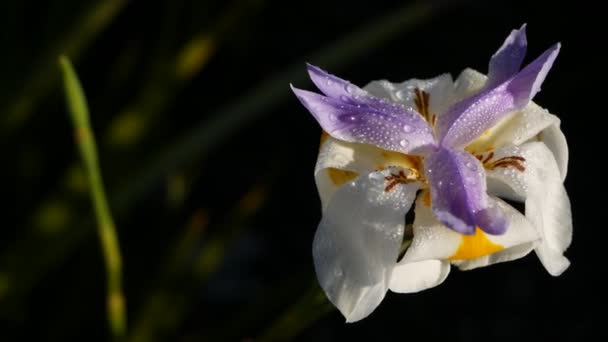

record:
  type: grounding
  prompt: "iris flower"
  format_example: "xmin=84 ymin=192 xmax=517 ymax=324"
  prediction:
xmin=291 ymin=25 xmax=572 ymax=322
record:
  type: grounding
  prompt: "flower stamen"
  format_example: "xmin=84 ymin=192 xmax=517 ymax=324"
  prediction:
xmin=482 ymin=151 xmax=494 ymax=164
xmin=384 ymin=170 xmax=415 ymax=192
xmin=476 ymin=152 xmax=526 ymax=172
xmin=414 ymin=88 xmax=435 ymax=125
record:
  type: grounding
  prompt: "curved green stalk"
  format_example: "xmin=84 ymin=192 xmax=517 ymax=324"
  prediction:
xmin=258 ymin=282 xmax=333 ymax=342
xmin=0 ymin=0 xmax=437 ymax=317
xmin=59 ymin=56 xmax=126 ymax=340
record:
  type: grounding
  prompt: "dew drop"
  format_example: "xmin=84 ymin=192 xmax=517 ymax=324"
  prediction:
xmin=329 ymin=113 xmax=338 ymax=122
xmin=395 ymin=90 xmax=408 ymax=100
xmin=465 ymin=162 xmax=477 ymax=171
xmin=345 ymin=84 xmax=355 ymax=94
xmin=399 ymin=139 xmax=409 ymax=148
xmin=325 ymin=78 xmax=332 ymax=86
xmin=402 ymin=124 xmax=414 ymax=133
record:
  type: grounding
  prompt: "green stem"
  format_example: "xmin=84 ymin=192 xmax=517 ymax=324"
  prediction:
xmin=258 ymin=281 xmax=334 ymax=342
xmin=59 ymin=56 xmax=126 ymax=340
xmin=0 ymin=0 xmax=438 ymax=317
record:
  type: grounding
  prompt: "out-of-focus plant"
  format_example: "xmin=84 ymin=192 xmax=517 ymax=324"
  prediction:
xmin=60 ymin=56 xmax=126 ymax=340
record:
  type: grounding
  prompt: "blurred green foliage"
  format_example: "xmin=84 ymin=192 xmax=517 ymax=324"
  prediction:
xmin=0 ymin=0 xmax=436 ymax=340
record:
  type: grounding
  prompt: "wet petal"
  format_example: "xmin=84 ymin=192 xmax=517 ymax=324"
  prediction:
xmin=401 ymin=194 xmax=463 ymax=262
xmin=313 ymin=169 xmax=420 ymax=322
xmin=523 ymin=143 xmax=572 ymax=275
xmin=403 ymin=195 xmax=538 ymax=268
xmin=487 ymin=24 xmax=527 ymax=87
xmin=389 ymin=259 xmax=450 ymax=293
xmin=452 ymin=69 xmax=565 ymax=155
xmin=485 ymin=145 xmax=529 ymax=202
xmin=538 ymin=123 xmax=569 ymax=181
xmin=425 ymin=147 xmax=506 ymax=235
xmin=315 ymin=134 xmax=422 ymax=209
xmin=452 ymin=197 xmax=539 ymax=270
xmin=292 ymin=66 xmax=435 ymax=155
xmin=306 ymin=63 xmax=369 ymax=100
xmin=452 ymin=68 xmax=487 ymax=101
xmin=486 ymin=142 xmax=572 ymax=275
xmin=466 ymin=101 xmax=560 ymax=152
xmin=364 ymin=74 xmax=455 ymax=117
xmin=437 ymin=43 xmax=561 ymax=149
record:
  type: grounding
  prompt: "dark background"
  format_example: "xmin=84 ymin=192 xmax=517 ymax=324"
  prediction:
xmin=0 ymin=0 xmax=603 ymax=340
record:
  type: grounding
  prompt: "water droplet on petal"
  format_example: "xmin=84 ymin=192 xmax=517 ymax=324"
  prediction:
xmin=465 ymin=162 xmax=476 ymax=171
xmin=399 ymin=139 xmax=409 ymax=148
xmin=402 ymin=124 xmax=414 ymax=133
xmin=329 ymin=113 xmax=338 ymax=122
xmin=345 ymin=84 xmax=355 ymax=94
xmin=395 ymin=90 xmax=408 ymax=100
xmin=325 ymin=78 xmax=332 ymax=86
xmin=438 ymin=180 xmax=443 ymax=187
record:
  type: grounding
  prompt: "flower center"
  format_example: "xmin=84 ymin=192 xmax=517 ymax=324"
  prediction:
xmin=383 ymin=169 xmax=416 ymax=192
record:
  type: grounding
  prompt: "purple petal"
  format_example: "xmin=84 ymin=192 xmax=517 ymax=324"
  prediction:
xmin=425 ymin=147 xmax=507 ymax=235
xmin=506 ymin=43 xmax=561 ymax=107
xmin=437 ymin=43 xmax=560 ymax=149
xmin=306 ymin=63 xmax=367 ymax=101
xmin=487 ymin=24 xmax=527 ymax=88
xmin=292 ymin=66 xmax=436 ymax=155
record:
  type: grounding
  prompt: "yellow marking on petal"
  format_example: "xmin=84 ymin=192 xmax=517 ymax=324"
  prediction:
xmin=380 ymin=151 xmax=420 ymax=170
xmin=536 ymin=131 xmax=543 ymax=142
xmin=320 ymin=131 xmax=330 ymax=145
xmin=327 ymin=168 xmax=358 ymax=186
xmin=423 ymin=191 xmax=431 ymax=207
xmin=466 ymin=112 xmax=521 ymax=152
xmin=448 ymin=227 xmax=504 ymax=260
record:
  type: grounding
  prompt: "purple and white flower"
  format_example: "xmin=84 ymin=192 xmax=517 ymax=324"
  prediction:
xmin=291 ymin=25 xmax=572 ymax=322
